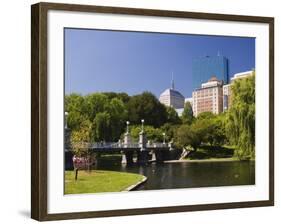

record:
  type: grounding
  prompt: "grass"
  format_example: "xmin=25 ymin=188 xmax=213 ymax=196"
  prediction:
xmin=65 ymin=170 xmax=144 ymax=194
xmin=186 ymin=145 xmax=235 ymax=160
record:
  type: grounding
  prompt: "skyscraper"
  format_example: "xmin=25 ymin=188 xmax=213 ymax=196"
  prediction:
xmin=192 ymin=55 xmax=229 ymax=90
xmin=159 ymin=75 xmax=185 ymax=109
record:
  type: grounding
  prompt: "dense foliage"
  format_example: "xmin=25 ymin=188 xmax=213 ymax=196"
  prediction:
xmin=175 ymin=75 xmax=255 ymax=160
xmin=225 ymin=74 xmax=255 ymax=159
xmin=66 ymin=92 xmax=169 ymax=143
xmin=175 ymin=114 xmax=226 ymax=151
xmin=67 ymin=74 xmax=255 ymax=160
xmin=127 ymin=91 xmax=167 ymax=127
xmin=181 ymin=102 xmax=194 ymax=124
xmin=66 ymin=92 xmax=128 ymax=142
xmin=70 ymin=120 xmax=92 ymax=156
xmin=129 ymin=125 xmax=164 ymax=142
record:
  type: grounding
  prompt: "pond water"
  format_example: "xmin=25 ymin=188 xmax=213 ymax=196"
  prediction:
xmin=94 ymin=156 xmax=255 ymax=190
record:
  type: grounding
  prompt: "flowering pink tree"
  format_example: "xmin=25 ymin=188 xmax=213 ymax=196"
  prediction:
xmin=72 ymin=154 xmax=96 ymax=180
xmin=70 ymin=120 xmax=95 ymax=180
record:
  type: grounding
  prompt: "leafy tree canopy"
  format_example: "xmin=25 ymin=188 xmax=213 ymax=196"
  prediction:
xmin=70 ymin=119 xmax=92 ymax=156
xmin=129 ymin=125 xmax=164 ymax=143
xmin=166 ymin=106 xmax=181 ymax=124
xmin=196 ymin=111 xmax=215 ymax=120
xmin=103 ymin=92 xmax=130 ymax=104
xmin=181 ymin=102 xmax=194 ymax=124
xmin=127 ymin=91 xmax=167 ymax=127
xmin=175 ymin=125 xmax=202 ymax=151
xmin=225 ymin=74 xmax=255 ymax=160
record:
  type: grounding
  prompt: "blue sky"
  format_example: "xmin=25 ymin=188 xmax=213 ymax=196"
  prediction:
xmin=65 ymin=28 xmax=255 ymax=98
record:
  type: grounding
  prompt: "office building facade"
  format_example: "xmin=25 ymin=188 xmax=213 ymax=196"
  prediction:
xmin=223 ymin=84 xmax=231 ymax=111
xmin=192 ymin=55 xmax=229 ymax=90
xmin=192 ymin=76 xmax=223 ymax=117
xmin=159 ymin=78 xmax=185 ymax=109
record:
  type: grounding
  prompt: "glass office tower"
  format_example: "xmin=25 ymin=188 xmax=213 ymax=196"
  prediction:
xmin=192 ymin=55 xmax=229 ymax=90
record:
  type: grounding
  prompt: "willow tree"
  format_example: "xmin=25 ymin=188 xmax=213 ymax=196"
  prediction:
xmin=225 ymin=73 xmax=255 ymax=160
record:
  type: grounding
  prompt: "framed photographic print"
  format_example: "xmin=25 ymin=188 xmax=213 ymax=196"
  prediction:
xmin=31 ymin=2 xmax=274 ymax=221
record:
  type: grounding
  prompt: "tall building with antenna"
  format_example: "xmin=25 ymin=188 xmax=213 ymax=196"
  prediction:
xmin=159 ymin=73 xmax=185 ymax=109
xmin=192 ymin=54 xmax=229 ymax=91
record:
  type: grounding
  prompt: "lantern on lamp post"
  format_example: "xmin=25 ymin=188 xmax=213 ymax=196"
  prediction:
xmin=65 ymin=111 xmax=69 ymax=129
xmin=126 ymin=121 xmax=130 ymax=134
xmin=141 ymin=119 xmax=144 ymax=133
xmin=162 ymin=132 xmax=166 ymax=144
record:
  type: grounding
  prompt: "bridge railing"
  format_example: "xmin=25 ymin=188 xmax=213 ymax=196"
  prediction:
xmin=89 ymin=142 xmax=170 ymax=149
xmin=122 ymin=143 xmax=140 ymax=148
xmin=90 ymin=142 xmax=119 ymax=149
xmin=67 ymin=141 xmax=171 ymax=149
xmin=147 ymin=142 xmax=169 ymax=148
xmin=89 ymin=142 xmax=140 ymax=149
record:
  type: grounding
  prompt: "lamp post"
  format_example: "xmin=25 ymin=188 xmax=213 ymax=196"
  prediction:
xmin=141 ymin=119 xmax=144 ymax=133
xmin=126 ymin=121 xmax=130 ymax=134
xmin=65 ymin=111 xmax=69 ymax=129
xmin=162 ymin=132 xmax=166 ymax=144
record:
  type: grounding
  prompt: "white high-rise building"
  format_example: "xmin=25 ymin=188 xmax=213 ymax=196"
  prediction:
xmin=230 ymin=70 xmax=254 ymax=82
xmin=223 ymin=70 xmax=254 ymax=111
xmin=185 ymin=97 xmax=193 ymax=107
xmin=159 ymin=75 xmax=185 ymax=109
xmin=223 ymin=84 xmax=231 ymax=111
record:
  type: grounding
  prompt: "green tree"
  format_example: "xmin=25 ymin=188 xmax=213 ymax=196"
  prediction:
xmin=70 ymin=120 xmax=93 ymax=180
xmin=160 ymin=123 xmax=179 ymax=142
xmin=166 ymin=106 xmax=181 ymax=124
xmin=107 ymin=98 xmax=128 ymax=141
xmin=70 ymin=119 xmax=92 ymax=156
xmin=103 ymin=92 xmax=131 ymax=104
xmin=127 ymin=92 xmax=167 ymax=127
xmin=175 ymin=119 xmax=210 ymax=151
xmin=212 ymin=114 xmax=227 ymax=145
xmin=66 ymin=93 xmax=129 ymax=142
xmin=196 ymin=111 xmax=215 ymax=120
xmin=203 ymin=116 xmax=226 ymax=146
xmin=65 ymin=93 xmax=87 ymax=130
xmin=92 ymin=112 xmax=111 ymax=142
xmin=175 ymin=125 xmax=202 ymax=152
xmin=117 ymin=92 xmax=131 ymax=104
xmin=129 ymin=125 xmax=163 ymax=142
xmin=181 ymin=102 xmax=193 ymax=124
xmin=65 ymin=93 xmax=85 ymax=114
xmin=225 ymin=74 xmax=255 ymax=160
xmin=84 ymin=93 xmax=109 ymax=121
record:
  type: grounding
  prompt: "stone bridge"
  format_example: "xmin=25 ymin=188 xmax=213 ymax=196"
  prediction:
xmin=65 ymin=127 xmax=175 ymax=165
xmin=88 ymin=141 xmax=173 ymax=164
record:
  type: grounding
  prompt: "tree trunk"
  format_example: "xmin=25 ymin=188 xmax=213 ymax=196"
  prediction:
xmin=185 ymin=146 xmax=197 ymax=158
xmin=75 ymin=168 xmax=78 ymax=181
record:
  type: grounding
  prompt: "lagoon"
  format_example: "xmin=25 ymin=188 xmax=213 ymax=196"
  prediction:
xmin=94 ymin=156 xmax=255 ymax=190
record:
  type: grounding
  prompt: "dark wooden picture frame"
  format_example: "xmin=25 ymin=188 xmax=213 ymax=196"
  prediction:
xmin=31 ymin=2 xmax=274 ymax=221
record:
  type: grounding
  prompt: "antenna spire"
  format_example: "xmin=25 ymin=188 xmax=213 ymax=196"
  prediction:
xmin=171 ymin=71 xmax=175 ymax=90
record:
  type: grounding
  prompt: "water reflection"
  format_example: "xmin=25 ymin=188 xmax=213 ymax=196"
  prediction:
xmin=94 ymin=156 xmax=255 ymax=190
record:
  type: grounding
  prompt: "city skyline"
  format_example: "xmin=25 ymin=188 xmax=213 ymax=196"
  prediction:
xmin=65 ymin=28 xmax=255 ymax=98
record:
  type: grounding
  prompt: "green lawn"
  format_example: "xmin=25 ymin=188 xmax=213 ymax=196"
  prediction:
xmin=65 ymin=170 xmax=144 ymax=194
